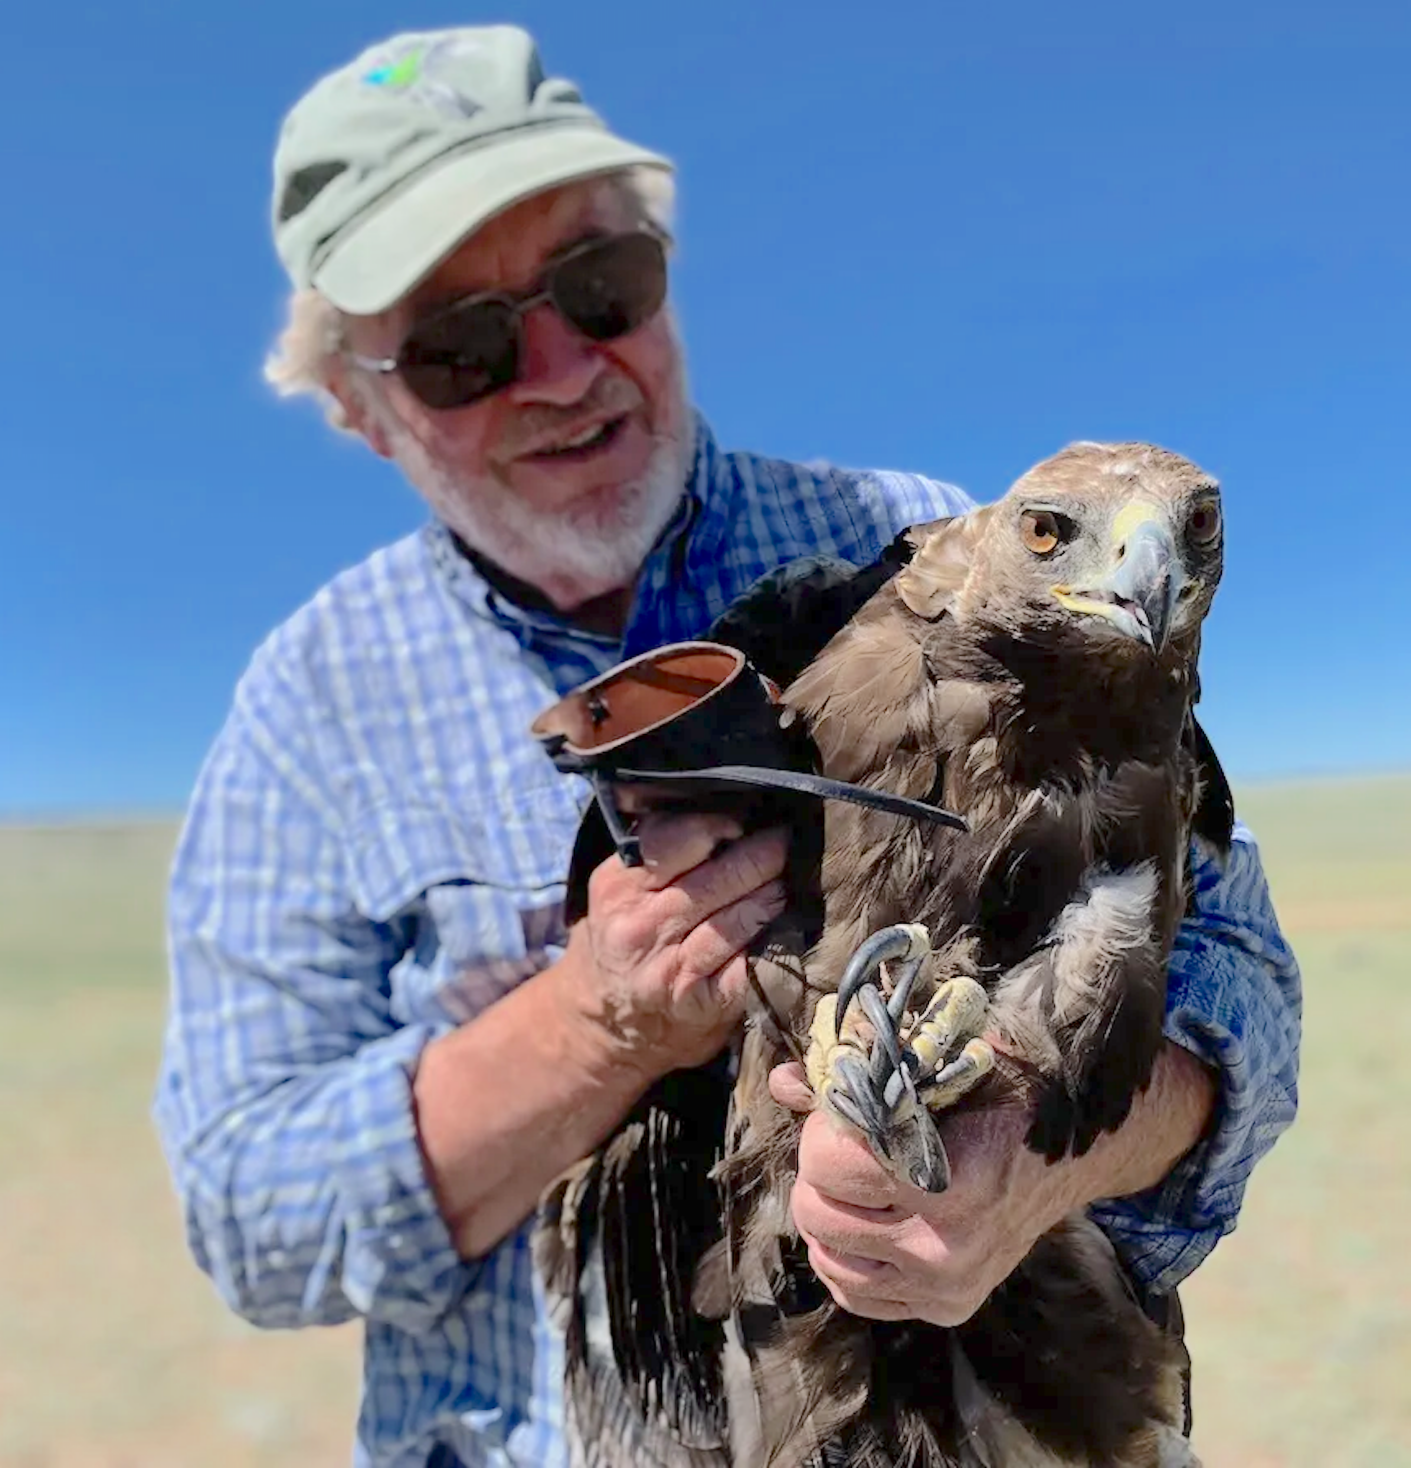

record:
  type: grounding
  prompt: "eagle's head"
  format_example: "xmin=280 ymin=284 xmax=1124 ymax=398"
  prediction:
xmin=938 ymin=442 xmax=1224 ymax=661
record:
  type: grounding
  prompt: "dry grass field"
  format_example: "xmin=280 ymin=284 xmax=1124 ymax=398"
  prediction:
xmin=1 ymin=777 xmax=1407 ymax=1466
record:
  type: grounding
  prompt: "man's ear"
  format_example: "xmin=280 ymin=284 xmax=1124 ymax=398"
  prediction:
xmin=326 ymin=359 xmax=394 ymax=459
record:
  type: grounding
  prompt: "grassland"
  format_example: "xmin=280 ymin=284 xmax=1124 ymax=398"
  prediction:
xmin=0 ymin=778 xmax=1407 ymax=1466
xmin=1180 ymin=778 xmax=1411 ymax=1466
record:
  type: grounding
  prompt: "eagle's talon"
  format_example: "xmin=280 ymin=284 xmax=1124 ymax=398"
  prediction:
xmin=808 ymin=983 xmax=904 ymax=1163
xmin=807 ymin=927 xmax=988 ymax=1192
xmin=904 ymin=1105 xmax=951 ymax=1193
xmin=828 ymin=1051 xmax=894 ymax=1156
xmin=835 ymin=923 xmax=931 ymax=1031
xmin=807 ymin=994 xmax=890 ymax=1151
xmin=856 ymin=981 xmax=905 ymax=1087
xmin=904 ymin=977 xmax=992 ymax=1089
xmin=916 ymin=1036 xmax=997 ymax=1110
xmin=808 ymin=924 xmax=964 ymax=1189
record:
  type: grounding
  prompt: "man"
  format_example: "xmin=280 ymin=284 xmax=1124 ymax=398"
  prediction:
xmin=155 ymin=25 xmax=1301 ymax=1468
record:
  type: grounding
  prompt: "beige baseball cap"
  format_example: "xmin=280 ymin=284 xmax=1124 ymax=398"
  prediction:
xmin=271 ymin=25 xmax=673 ymax=315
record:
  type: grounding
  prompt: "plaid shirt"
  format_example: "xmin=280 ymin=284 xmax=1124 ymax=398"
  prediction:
xmin=156 ymin=417 xmax=1301 ymax=1468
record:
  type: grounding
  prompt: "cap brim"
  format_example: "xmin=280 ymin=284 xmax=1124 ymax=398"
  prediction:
xmin=312 ymin=125 xmax=672 ymax=315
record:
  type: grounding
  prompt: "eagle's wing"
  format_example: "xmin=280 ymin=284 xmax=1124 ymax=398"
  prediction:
xmin=973 ymin=770 xmax=1186 ymax=1162
xmin=536 ymin=1059 xmax=734 ymax=1468
xmin=1189 ymin=710 xmax=1235 ymax=853
xmin=705 ymin=526 xmax=925 ymax=687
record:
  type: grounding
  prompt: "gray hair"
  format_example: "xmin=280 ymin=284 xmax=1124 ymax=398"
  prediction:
xmin=264 ymin=166 xmax=676 ymax=428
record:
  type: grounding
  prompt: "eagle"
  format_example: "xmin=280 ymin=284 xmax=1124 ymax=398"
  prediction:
xmin=534 ymin=441 xmax=1233 ymax=1468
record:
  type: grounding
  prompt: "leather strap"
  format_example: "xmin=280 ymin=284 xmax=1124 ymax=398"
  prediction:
xmin=610 ymin=765 xmax=968 ymax=832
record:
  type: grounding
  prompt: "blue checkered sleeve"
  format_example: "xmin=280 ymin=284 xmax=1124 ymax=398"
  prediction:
xmin=156 ymin=646 xmax=486 ymax=1333
xmin=1090 ymin=823 xmax=1302 ymax=1289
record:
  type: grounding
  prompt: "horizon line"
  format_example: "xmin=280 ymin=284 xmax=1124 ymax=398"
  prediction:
xmin=4 ymin=765 xmax=1410 ymax=831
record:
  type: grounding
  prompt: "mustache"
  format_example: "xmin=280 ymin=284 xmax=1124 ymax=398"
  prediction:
xmin=496 ymin=372 xmax=645 ymax=459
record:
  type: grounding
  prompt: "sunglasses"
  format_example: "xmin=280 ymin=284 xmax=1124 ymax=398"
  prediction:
xmin=350 ymin=231 xmax=669 ymax=411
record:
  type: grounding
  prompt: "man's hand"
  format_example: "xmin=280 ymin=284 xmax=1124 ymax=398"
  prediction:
xmin=560 ymin=810 xmax=789 ymax=1078
xmin=768 ymin=1041 xmax=1215 ymax=1325
xmin=414 ymin=810 xmax=787 ymax=1260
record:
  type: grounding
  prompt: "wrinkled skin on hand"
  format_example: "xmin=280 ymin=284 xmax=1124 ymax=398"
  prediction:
xmin=562 ymin=810 xmax=789 ymax=1078
xmin=769 ymin=1059 xmax=1088 ymax=1327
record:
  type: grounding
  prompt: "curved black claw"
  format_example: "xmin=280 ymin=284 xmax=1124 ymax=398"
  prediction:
xmin=833 ymin=1046 xmax=951 ymax=1193
xmin=900 ymin=1085 xmax=951 ymax=1193
xmin=829 ymin=1052 xmax=894 ymax=1158
xmin=857 ymin=982 xmax=905 ymax=1087
xmin=836 ymin=923 xmax=931 ymax=1031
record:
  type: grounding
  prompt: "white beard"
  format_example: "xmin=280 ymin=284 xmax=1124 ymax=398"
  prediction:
xmin=378 ymin=380 xmax=693 ymax=613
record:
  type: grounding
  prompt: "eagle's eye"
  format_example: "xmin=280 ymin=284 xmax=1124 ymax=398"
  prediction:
xmin=1187 ymin=500 xmax=1222 ymax=546
xmin=1020 ymin=509 xmax=1066 ymax=557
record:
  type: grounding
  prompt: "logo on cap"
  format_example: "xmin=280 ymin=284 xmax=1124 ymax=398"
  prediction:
xmin=360 ymin=36 xmax=483 ymax=120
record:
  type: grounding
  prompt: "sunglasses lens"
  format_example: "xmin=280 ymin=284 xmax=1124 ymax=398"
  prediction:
xmin=553 ymin=233 xmax=668 ymax=342
xmin=398 ymin=298 xmax=519 ymax=410
xmin=391 ymin=234 xmax=669 ymax=409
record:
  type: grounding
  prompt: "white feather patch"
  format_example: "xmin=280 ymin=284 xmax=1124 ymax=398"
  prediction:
xmin=992 ymin=862 xmax=1159 ymax=1024
xmin=1047 ymin=863 xmax=1159 ymax=1021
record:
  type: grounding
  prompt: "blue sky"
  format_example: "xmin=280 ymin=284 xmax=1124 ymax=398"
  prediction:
xmin=3 ymin=0 xmax=1408 ymax=815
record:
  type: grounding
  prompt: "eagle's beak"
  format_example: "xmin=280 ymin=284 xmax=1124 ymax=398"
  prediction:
xmin=1053 ymin=516 xmax=1185 ymax=653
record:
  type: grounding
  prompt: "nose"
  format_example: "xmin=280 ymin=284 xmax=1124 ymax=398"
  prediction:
xmin=505 ymin=301 xmax=605 ymax=408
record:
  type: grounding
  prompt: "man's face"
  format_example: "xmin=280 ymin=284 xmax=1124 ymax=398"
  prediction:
xmin=338 ymin=178 xmax=690 ymax=613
